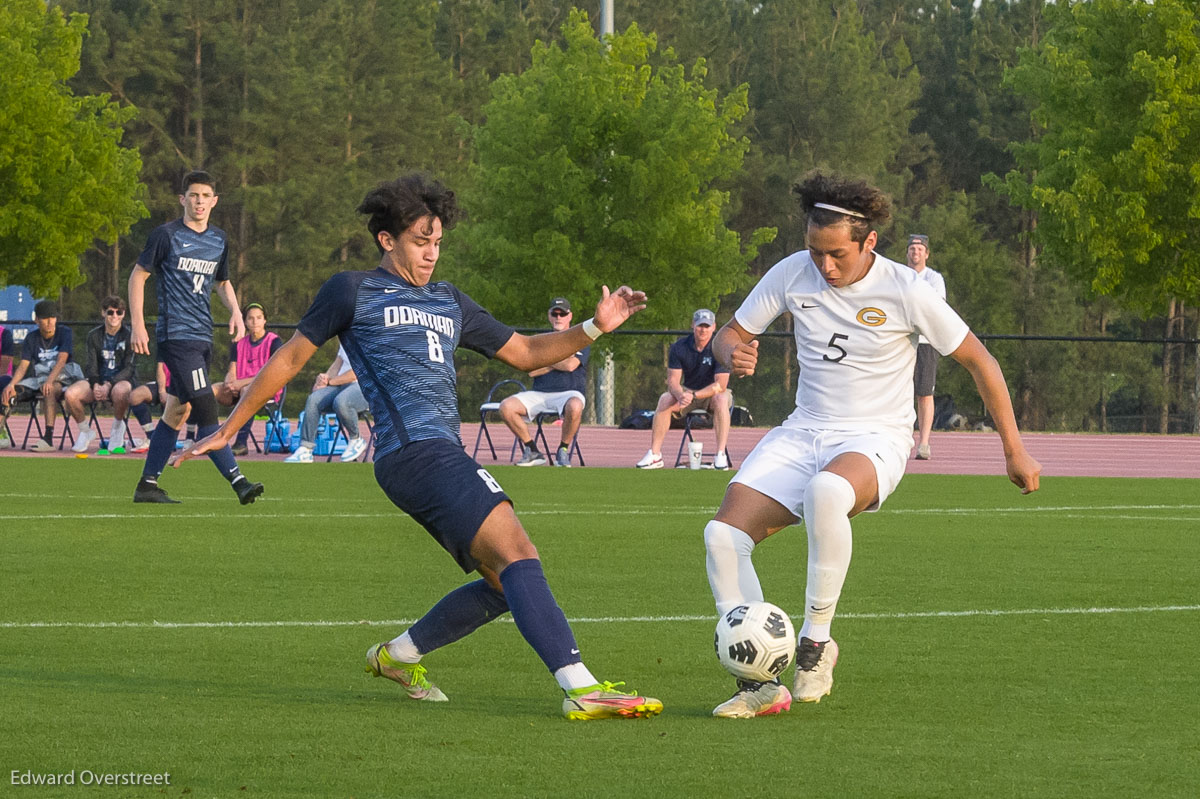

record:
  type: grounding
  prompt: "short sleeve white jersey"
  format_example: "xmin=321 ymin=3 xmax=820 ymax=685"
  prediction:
xmin=734 ymin=250 xmax=969 ymax=437
xmin=914 ymin=265 xmax=946 ymax=344
xmin=335 ymin=344 xmax=354 ymax=377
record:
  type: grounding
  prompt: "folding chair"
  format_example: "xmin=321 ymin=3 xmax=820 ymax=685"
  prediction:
xmin=471 ymin=379 xmax=527 ymax=461
xmin=325 ymin=410 xmax=375 ymax=462
xmin=12 ymin=387 xmax=75 ymax=450
xmin=673 ymin=409 xmax=734 ymax=468
xmin=530 ymin=412 xmax=585 ymax=466
xmin=248 ymin=387 xmax=289 ymax=454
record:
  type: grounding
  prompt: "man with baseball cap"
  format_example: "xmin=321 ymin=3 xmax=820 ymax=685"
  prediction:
xmin=499 ymin=297 xmax=589 ymax=467
xmin=907 ymin=234 xmax=946 ymax=459
xmin=635 ymin=308 xmax=732 ymax=470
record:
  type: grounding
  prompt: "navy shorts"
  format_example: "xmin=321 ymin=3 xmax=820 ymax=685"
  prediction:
xmin=159 ymin=340 xmax=213 ymax=402
xmin=374 ymin=438 xmax=512 ymax=573
xmin=913 ymin=342 xmax=938 ymax=397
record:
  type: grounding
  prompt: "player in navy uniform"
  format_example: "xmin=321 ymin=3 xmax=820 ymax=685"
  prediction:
xmin=128 ymin=170 xmax=262 ymax=504
xmin=180 ymin=173 xmax=662 ymax=720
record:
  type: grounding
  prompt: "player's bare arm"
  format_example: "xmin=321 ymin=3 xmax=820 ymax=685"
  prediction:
xmin=714 ymin=319 xmax=759 ymax=378
xmin=128 ymin=265 xmax=152 ymax=355
xmin=950 ymin=333 xmax=1042 ymax=494
xmin=177 ymin=332 xmax=318 ymax=464
xmin=495 ymin=285 xmax=646 ymax=372
xmin=215 ymin=281 xmax=245 ymax=342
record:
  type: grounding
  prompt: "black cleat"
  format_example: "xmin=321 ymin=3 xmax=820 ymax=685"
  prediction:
xmin=232 ymin=476 xmax=264 ymax=505
xmin=133 ymin=478 xmax=180 ymax=504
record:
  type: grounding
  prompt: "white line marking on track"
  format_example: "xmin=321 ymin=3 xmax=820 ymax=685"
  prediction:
xmin=4 ymin=604 xmax=1198 ymax=630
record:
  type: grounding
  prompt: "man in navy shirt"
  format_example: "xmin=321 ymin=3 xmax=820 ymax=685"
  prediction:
xmin=128 ymin=170 xmax=262 ymax=504
xmin=635 ymin=308 xmax=733 ymax=470
xmin=181 ymin=173 xmax=661 ymax=720
xmin=1 ymin=300 xmax=86 ymax=451
xmin=62 ymin=295 xmax=140 ymax=454
xmin=499 ymin=296 xmax=589 ymax=467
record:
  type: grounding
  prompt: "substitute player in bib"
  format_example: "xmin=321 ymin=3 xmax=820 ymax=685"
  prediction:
xmin=179 ymin=173 xmax=662 ymax=720
xmin=705 ymin=173 xmax=1041 ymax=718
xmin=128 ymin=170 xmax=263 ymax=505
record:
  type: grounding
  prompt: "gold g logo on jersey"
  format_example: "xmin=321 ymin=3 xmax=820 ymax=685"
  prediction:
xmin=856 ymin=307 xmax=887 ymax=327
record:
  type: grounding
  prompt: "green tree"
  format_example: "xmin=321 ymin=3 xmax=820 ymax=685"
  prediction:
xmin=451 ymin=10 xmax=772 ymax=331
xmin=0 ymin=0 xmax=146 ymax=296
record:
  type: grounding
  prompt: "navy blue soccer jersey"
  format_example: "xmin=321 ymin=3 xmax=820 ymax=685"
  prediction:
xmin=668 ymin=333 xmax=728 ymax=390
xmin=21 ymin=327 xmax=73 ymax=369
xmin=297 ymin=268 xmax=515 ymax=459
xmin=532 ymin=345 xmax=589 ymax=393
xmin=138 ymin=218 xmax=230 ymax=343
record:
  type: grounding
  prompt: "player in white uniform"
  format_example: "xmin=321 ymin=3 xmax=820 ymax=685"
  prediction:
xmin=706 ymin=173 xmax=1041 ymax=718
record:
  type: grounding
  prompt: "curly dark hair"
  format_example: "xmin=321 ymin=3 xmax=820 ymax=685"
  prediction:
xmin=792 ymin=172 xmax=891 ymax=244
xmin=358 ymin=173 xmax=461 ymax=253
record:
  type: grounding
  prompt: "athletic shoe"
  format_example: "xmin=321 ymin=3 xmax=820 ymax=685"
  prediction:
xmin=339 ymin=436 xmax=368 ymax=462
xmin=110 ymin=420 xmax=127 ymax=450
xmin=635 ymin=449 xmax=663 ymax=469
xmin=133 ymin=478 xmax=180 ymax=504
xmin=0 ymin=430 xmax=12 ymax=449
xmin=916 ymin=444 xmax=932 ymax=460
xmin=712 ymin=679 xmax=792 ymax=718
xmin=792 ymin=637 xmax=839 ymax=703
xmin=364 ymin=643 xmax=448 ymax=701
xmin=555 ymin=445 xmax=571 ymax=467
xmin=130 ymin=439 xmax=149 ymax=454
xmin=515 ymin=445 xmax=546 ymax=467
xmin=563 ymin=681 xmax=663 ymax=720
xmin=284 ymin=446 xmax=313 ymax=463
xmin=713 ymin=450 xmax=730 ymax=470
xmin=231 ymin=442 xmax=249 ymax=457
xmin=71 ymin=428 xmax=96 ymax=453
xmin=30 ymin=438 xmax=56 ymax=453
xmin=232 ymin=476 xmax=264 ymax=505
xmin=176 ymin=438 xmax=194 ymax=451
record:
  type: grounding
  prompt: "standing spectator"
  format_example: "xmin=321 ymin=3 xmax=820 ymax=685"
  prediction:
xmin=128 ymin=170 xmax=262 ymax=504
xmin=0 ymin=300 xmax=86 ymax=451
xmin=634 ymin=308 xmax=732 ymax=470
xmin=213 ymin=302 xmax=282 ymax=455
xmin=907 ymin=234 xmax=946 ymax=460
xmin=284 ymin=344 xmax=369 ymax=463
xmin=63 ymin=295 xmax=140 ymax=454
xmin=500 ymin=297 xmax=589 ymax=467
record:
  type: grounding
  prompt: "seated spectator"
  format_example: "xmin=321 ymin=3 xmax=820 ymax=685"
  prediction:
xmin=0 ymin=323 xmax=13 ymax=449
xmin=213 ymin=302 xmax=282 ymax=455
xmin=284 ymin=343 xmax=368 ymax=463
xmin=635 ymin=308 xmax=732 ymax=470
xmin=0 ymin=300 xmax=86 ymax=452
xmin=63 ymin=296 xmax=140 ymax=453
xmin=499 ymin=297 xmax=588 ymax=467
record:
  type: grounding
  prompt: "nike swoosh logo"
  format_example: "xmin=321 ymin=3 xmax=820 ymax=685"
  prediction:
xmin=180 ymin=243 xmax=193 ymax=249
xmin=570 ymin=649 xmax=580 ymax=655
xmin=801 ymin=303 xmax=819 ymax=309
xmin=383 ymin=288 xmax=401 ymax=294
xmin=810 ymin=603 xmax=833 ymax=612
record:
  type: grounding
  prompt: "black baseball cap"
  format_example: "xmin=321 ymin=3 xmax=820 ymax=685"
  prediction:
xmin=549 ymin=297 xmax=571 ymax=313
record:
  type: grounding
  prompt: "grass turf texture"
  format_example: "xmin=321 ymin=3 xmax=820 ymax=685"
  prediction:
xmin=1 ymin=458 xmax=1198 ymax=798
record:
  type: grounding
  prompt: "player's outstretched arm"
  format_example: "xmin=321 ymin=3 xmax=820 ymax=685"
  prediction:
xmin=714 ymin=319 xmax=759 ymax=378
xmin=949 ymin=333 xmax=1041 ymax=494
xmin=176 ymin=332 xmax=318 ymax=465
xmin=495 ymin=285 xmax=647 ymax=372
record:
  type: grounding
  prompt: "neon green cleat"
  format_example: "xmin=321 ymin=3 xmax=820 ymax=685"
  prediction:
xmin=563 ymin=681 xmax=663 ymax=720
xmin=364 ymin=643 xmax=448 ymax=702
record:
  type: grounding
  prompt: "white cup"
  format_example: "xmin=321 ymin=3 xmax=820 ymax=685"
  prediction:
xmin=687 ymin=441 xmax=704 ymax=470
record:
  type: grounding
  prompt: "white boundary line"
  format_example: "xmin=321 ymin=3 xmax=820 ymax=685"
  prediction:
xmin=4 ymin=604 xmax=1199 ymax=630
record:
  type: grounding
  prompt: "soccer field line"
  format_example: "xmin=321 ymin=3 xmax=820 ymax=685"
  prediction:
xmin=4 ymin=603 xmax=1199 ymax=630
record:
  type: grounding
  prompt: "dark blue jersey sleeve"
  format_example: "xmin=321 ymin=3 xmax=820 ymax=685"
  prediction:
xmin=138 ymin=225 xmax=172 ymax=272
xmin=269 ymin=336 xmax=282 ymax=356
xmin=0 ymin=327 xmax=12 ymax=357
xmin=60 ymin=325 xmax=74 ymax=360
xmin=228 ymin=341 xmax=238 ymax=363
xmin=297 ymin=271 xmax=364 ymax=348
xmin=215 ymin=242 xmax=230 ymax=282
xmin=451 ymin=286 xmax=515 ymax=358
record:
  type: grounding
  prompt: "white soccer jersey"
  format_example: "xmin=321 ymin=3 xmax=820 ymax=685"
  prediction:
xmin=913 ymin=265 xmax=946 ymax=344
xmin=735 ymin=250 xmax=969 ymax=437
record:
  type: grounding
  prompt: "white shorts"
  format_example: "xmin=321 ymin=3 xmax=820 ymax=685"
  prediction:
xmin=510 ymin=390 xmax=585 ymax=420
xmin=731 ymin=426 xmax=911 ymax=520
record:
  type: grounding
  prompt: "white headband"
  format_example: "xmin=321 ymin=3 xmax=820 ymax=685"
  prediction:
xmin=813 ymin=202 xmax=867 ymax=219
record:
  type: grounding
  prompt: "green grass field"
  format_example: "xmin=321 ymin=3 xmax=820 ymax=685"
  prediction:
xmin=1 ymin=458 xmax=1198 ymax=798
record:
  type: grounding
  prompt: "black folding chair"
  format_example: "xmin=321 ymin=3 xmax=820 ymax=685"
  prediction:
xmin=471 ymin=379 xmax=527 ymax=461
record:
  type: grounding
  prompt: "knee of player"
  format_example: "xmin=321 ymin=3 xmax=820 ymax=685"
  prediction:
xmin=803 ymin=471 xmax=858 ymax=516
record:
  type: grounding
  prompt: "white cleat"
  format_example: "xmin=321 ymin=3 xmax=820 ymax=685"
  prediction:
xmin=792 ymin=638 xmax=838 ymax=703
xmin=635 ymin=449 xmax=663 ymax=469
xmin=713 ymin=680 xmax=792 ymax=718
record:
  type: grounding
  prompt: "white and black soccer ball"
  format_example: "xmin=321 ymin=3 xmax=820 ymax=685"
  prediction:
xmin=714 ymin=601 xmax=796 ymax=682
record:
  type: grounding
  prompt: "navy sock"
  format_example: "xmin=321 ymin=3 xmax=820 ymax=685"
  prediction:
xmin=499 ymin=559 xmax=581 ymax=673
xmin=131 ymin=403 xmax=152 ymax=427
xmin=408 ymin=579 xmax=510 ymax=655
xmin=141 ymin=421 xmax=179 ymax=479
xmin=198 ymin=423 xmax=241 ymax=483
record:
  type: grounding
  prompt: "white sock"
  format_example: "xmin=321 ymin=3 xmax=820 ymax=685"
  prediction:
xmin=704 ymin=520 xmax=763 ymax=616
xmin=554 ymin=662 xmax=599 ymax=692
xmin=799 ymin=471 xmax=856 ymax=641
xmin=385 ymin=631 xmax=422 ymax=663
xmin=110 ymin=419 xmax=127 ymax=447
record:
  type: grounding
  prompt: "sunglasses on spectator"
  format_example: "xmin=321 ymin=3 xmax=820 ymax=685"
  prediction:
xmin=105 ymin=309 xmax=125 ymax=316
xmin=550 ymin=310 xmax=570 ymax=317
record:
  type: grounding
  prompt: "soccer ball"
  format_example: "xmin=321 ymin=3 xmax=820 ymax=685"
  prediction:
xmin=714 ymin=601 xmax=796 ymax=682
